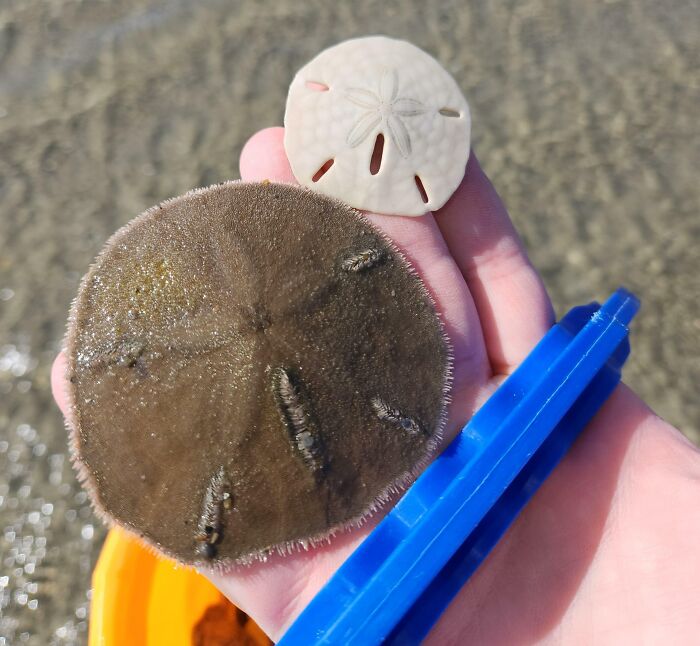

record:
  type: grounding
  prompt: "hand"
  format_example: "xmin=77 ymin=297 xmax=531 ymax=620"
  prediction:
xmin=51 ymin=127 xmax=700 ymax=643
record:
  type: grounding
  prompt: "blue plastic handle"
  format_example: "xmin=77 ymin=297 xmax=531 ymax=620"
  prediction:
xmin=279 ymin=288 xmax=639 ymax=646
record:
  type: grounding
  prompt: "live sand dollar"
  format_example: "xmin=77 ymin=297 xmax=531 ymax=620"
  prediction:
xmin=66 ymin=181 xmax=450 ymax=566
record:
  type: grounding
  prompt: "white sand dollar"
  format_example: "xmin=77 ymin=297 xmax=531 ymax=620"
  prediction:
xmin=284 ymin=36 xmax=471 ymax=216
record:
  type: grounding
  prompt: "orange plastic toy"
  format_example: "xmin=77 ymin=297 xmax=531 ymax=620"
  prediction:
xmin=89 ymin=527 xmax=271 ymax=645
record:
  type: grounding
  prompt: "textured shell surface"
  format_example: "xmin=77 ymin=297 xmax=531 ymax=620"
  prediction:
xmin=65 ymin=181 xmax=450 ymax=566
xmin=284 ymin=35 xmax=471 ymax=216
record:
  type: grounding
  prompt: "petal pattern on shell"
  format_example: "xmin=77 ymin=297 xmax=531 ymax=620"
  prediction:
xmin=345 ymin=87 xmax=380 ymax=109
xmin=386 ymin=114 xmax=412 ymax=158
xmin=392 ymin=97 xmax=428 ymax=117
xmin=284 ymin=36 xmax=471 ymax=215
xmin=346 ymin=111 xmax=382 ymax=148
xmin=380 ymin=68 xmax=399 ymax=103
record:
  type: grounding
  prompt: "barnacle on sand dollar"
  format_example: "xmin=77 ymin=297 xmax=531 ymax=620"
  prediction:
xmin=65 ymin=181 xmax=450 ymax=566
xmin=284 ymin=36 xmax=471 ymax=216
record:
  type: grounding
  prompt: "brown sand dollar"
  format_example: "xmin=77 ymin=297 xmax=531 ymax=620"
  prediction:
xmin=65 ymin=181 xmax=450 ymax=566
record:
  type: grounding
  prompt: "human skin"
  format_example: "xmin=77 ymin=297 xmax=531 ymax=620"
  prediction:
xmin=51 ymin=127 xmax=700 ymax=644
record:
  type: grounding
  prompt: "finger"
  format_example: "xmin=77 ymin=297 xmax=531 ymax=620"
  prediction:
xmin=239 ymin=128 xmax=490 ymax=397
xmin=434 ymin=152 xmax=554 ymax=374
xmin=51 ymin=351 xmax=70 ymax=418
xmin=239 ymin=127 xmax=297 ymax=184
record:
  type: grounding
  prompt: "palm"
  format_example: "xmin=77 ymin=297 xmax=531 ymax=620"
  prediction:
xmin=435 ymin=378 xmax=700 ymax=643
xmin=52 ymin=127 xmax=699 ymax=643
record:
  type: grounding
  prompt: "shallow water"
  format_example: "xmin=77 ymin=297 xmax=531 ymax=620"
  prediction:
xmin=1 ymin=0 xmax=698 ymax=643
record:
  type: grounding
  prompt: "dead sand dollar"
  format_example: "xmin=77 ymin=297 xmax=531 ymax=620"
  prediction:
xmin=66 ymin=182 xmax=450 ymax=567
xmin=284 ymin=36 xmax=471 ymax=216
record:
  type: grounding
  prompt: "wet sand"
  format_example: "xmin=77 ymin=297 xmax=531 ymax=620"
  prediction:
xmin=1 ymin=0 xmax=698 ymax=643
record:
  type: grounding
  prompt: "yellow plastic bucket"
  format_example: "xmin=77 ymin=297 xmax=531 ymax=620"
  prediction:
xmin=89 ymin=527 xmax=271 ymax=645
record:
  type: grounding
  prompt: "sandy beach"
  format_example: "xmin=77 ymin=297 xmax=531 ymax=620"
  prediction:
xmin=1 ymin=0 xmax=698 ymax=642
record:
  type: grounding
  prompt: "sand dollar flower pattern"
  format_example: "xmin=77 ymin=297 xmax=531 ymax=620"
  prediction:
xmin=284 ymin=36 xmax=471 ymax=216
xmin=345 ymin=69 xmax=428 ymax=159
